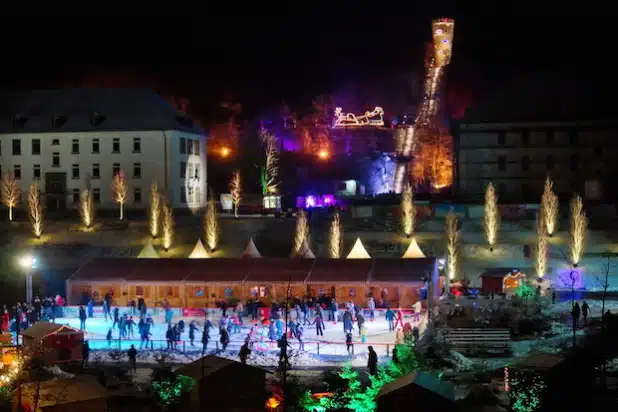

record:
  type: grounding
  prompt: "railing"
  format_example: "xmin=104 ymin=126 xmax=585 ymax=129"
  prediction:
xmin=84 ymin=337 xmax=396 ymax=358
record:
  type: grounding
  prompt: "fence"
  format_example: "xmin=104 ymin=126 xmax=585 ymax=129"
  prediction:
xmin=85 ymin=337 xmax=396 ymax=358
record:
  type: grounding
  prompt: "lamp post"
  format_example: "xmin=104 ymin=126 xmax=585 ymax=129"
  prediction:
xmin=19 ymin=255 xmax=37 ymax=305
xmin=570 ymin=270 xmax=577 ymax=348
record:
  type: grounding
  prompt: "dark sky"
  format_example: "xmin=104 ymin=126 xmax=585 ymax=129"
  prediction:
xmin=0 ymin=8 xmax=613 ymax=118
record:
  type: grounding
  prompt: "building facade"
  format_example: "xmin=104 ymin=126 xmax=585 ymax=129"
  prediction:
xmin=0 ymin=88 xmax=206 ymax=210
xmin=455 ymin=120 xmax=618 ymax=202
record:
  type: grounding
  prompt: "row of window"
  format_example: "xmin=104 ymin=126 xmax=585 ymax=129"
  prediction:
xmin=497 ymin=130 xmax=579 ymax=146
xmin=70 ymin=188 xmax=143 ymax=204
xmin=180 ymin=161 xmax=200 ymax=180
xmin=179 ymin=137 xmax=201 ymax=155
xmin=496 ymin=153 xmax=600 ymax=172
xmin=5 ymin=137 xmax=142 ymax=156
xmin=1 ymin=163 xmax=142 ymax=180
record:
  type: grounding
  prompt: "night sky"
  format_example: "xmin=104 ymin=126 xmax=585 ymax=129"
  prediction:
xmin=0 ymin=9 xmax=613 ymax=120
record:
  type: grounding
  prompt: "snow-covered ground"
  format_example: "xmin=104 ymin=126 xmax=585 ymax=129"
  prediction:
xmin=57 ymin=311 xmax=426 ymax=367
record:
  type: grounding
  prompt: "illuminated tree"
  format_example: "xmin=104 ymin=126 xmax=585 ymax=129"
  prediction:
xmin=79 ymin=188 xmax=95 ymax=229
xmin=569 ymin=195 xmax=587 ymax=267
xmin=483 ymin=182 xmax=500 ymax=251
xmin=445 ymin=210 xmax=459 ymax=280
xmin=412 ymin=133 xmax=454 ymax=189
xmin=161 ymin=199 xmax=175 ymax=252
xmin=0 ymin=172 xmax=20 ymax=221
xmin=111 ymin=169 xmax=128 ymax=220
xmin=535 ymin=212 xmax=548 ymax=279
xmin=229 ymin=171 xmax=242 ymax=218
xmin=291 ymin=209 xmax=309 ymax=257
xmin=149 ymin=182 xmax=161 ymax=238
xmin=28 ymin=183 xmax=44 ymax=239
xmin=260 ymin=129 xmax=279 ymax=195
xmin=401 ymin=183 xmax=415 ymax=237
xmin=328 ymin=209 xmax=342 ymax=258
xmin=541 ymin=177 xmax=559 ymax=237
xmin=203 ymin=189 xmax=219 ymax=252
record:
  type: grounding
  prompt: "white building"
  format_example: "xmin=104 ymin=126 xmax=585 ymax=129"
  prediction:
xmin=0 ymin=88 xmax=206 ymax=211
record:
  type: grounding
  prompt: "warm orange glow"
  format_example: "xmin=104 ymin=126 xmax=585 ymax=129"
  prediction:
xmin=318 ymin=149 xmax=329 ymax=160
xmin=220 ymin=146 xmax=230 ymax=157
xmin=266 ymin=396 xmax=281 ymax=409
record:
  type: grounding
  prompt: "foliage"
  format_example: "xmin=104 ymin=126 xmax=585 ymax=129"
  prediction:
xmin=28 ymin=182 xmax=44 ymax=238
xmin=328 ymin=209 xmax=342 ymax=258
xmin=229 ymin=170 xmax=242 ymax=218
xmin=569 ymin=195 xmax=587 ymax=266
xmin=111 ymin=169 xmax=129 ymax=220
xmin=301 ymin=337 xmax=425 ymax=412
xmin=161 ymin=198 xmax=175 ymax=252
xmin=445 ymin=210 xmax=459 ymax=280
xmin=79 ymin=188 xmax=95 ymax=229
xmin=540 ymin=177 xmax=559 ymax=236
xmin=291 ymin=209 xmax=310 ymax=257
xmin=149 ymin=181 xmax=161 ymax=238
xmin=483 ymin=182 xmax=500 ymax=249
xmin=204 ymin=188 xmax=219 ymax=251
xmin=151 ymin=369 xmax=195 ymax=409
xmin=510 ymin=371 xmax=546 ymax=412
xmin=401 ymin=183 xmax=415 ymax=237
xmin=0 ymin=172 xmax=20 ymax=221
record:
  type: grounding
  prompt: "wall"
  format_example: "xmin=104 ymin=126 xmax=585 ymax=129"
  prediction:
xmin=0 ymin=130 xmax=206 ymax=209
xmin=456 ymin=121 xmax=618 ymax=202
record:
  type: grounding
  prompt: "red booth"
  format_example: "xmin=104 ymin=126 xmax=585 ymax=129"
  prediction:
xmin=21 ymin=322 xmax=84 ymax=364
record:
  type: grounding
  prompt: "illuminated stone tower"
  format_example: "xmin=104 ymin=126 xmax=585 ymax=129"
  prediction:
xmin=394 ymin=18 xmax=455 ymax=193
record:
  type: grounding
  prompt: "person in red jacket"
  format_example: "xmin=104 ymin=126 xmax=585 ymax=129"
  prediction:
xmin=1 ymin=310 xmax=9 ymax=332
xmin=394 ymin=310 xmax=404 ymax=329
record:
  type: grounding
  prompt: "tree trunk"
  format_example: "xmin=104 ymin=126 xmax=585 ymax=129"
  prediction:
xmin=120 ymin=202 xmax=124 ymax=220
xmin=234 ymin=204 xmax=238 ymax=219
xmin=9 ymin=206 xmax=12 ymax=222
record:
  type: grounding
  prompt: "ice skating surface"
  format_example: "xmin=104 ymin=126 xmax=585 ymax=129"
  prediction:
xmin=61 ymin=311 xmax=426 ymax=362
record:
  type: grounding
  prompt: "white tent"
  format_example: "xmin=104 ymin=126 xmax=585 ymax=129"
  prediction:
xmin=241 ymin=238 xmax=262 ymax=258
xmin=137 ymin=240 xmax=159 ymax=258
xmin=189 ymin=239 xmax=210 ymax=258
xmin=295 ymin=240 xmax=316 ymax=259
xmin=402 ymin=238 xmax=426 ymax=259
xmin=346 ymin=238 xmax=371 ymax=259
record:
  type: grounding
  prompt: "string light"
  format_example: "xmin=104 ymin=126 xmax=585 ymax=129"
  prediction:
xmin=332 ymin=107 xmax=384 ymax=128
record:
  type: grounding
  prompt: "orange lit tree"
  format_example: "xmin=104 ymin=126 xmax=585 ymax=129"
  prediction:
xmin=28 ymin=182 xmax=44 ymax=239
xmin=111 ymin=169 xmax=129 ymax=220
xmin=412 ymin=133 xmax=453 ymax=189
xmin=229 ymin=171 xmax=242 ymax=218
xmin=0 ymin=172 xmax=20 ymax=221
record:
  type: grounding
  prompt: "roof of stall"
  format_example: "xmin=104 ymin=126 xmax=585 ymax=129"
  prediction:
xmin=307 ymin=259 xmax=373 ymax=284
xmin=245 ymin=258 xmax=314 ymax=284
xmin=370 ymin=258 xmax=436 ymax=285
xmin=69 ymin=257 xmax=437 ymax=285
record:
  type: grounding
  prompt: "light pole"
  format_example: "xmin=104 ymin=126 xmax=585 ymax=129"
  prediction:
xmin=19 ymin=255 xmax=37 ymax=305
xmin=570 ymin=270 xmax=577 ymax=348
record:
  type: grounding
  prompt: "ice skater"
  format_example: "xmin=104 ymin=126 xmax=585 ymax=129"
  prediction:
xmin=189 ymin=320 xmax=199 ymax=346
xmin=78 ymin=305 xmax=87 ymax=330
xmin=385 ymin=308 xmax=395 ymax=331
xmin=346 ymin=332 xmax=354 ymax=355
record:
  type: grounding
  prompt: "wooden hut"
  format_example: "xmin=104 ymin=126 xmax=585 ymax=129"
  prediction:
xmin=376 ymin=372 xmax=456 ymax=412
xmin=480 ymin=268 xmax=526 ymax=295
xmin=67 ymin=257 xmax=439 ymax=309
xmin=18 ymin=377 xmax=107 ymax=412
xmin=176 ymin=355 xmax=267 ymax=411
xmin=21 ymin=323 xmax=84 ymax=364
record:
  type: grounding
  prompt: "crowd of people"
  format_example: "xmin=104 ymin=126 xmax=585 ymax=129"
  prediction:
xmin=1 ymin=295 xmax=66 ymax=334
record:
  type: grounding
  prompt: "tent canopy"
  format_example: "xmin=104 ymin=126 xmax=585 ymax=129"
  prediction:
xmin=241 ymin=238 xmax=262 ymax=258
xmin=295 ymin=239 xmax=316 ymax=259
xmin=189 ymin=239 xmax=210 ymax=258
xmin=137 ymin=240 xmax=159 ymax=258
xmin=346 ymin=238 xmax=371 ymax=259
xmin=402 ymin=238 xmax=425 ymax=258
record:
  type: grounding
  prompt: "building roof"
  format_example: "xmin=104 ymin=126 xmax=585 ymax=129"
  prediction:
xmin=371 ymin=258 xmax=435 ymax=284
xmin=22 ymin=322 xmax=82 ymax=339
xmin=480 ymin=268 xmax=522 ymax=279
xmin=346 ymin=238 xmax=372 ymax=259
xmin=241 ymin=238 xmax=262 ymax=258
xmin=460 ymin=71 xmax=616 ymax=124
xmin=176 ymin=355 xmax=267 ymax=380
xmin=137 ymin=240 xmax=160 ymax=259
xmin=21 ymin=376 xmax=107 ymax=408
xmin=68 ymin=257 xmax=435 ymax=285
xmin=377 ymin=372 xmax=455 ymax=401
xmin=245 ymin=258 xmax=314 ymax=284
xmin=402 ymin=238 xmax=426 ymax=259
xmin=308 ymin=259 xmax=373 ymax=284
xmin=508 ymin=353 xmax=565 ymax=372
xmin=0 ymin=88 xmax=203 ymax=134
xmin=188 ymin=239 xmax=210 ymax=259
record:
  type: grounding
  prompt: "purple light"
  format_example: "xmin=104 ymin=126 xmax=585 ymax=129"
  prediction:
xmin=282 ymin=138 xmax=300 ymax=152
xmin=323 ymin=195 xmax=334 ymax=205
xmin=556 ymin=268 xmax=585 ymax=289
xmin=296 ymin=197 xmax=305 ymax=208
xmin=306 ymin=196 xmax=316 ymax=208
